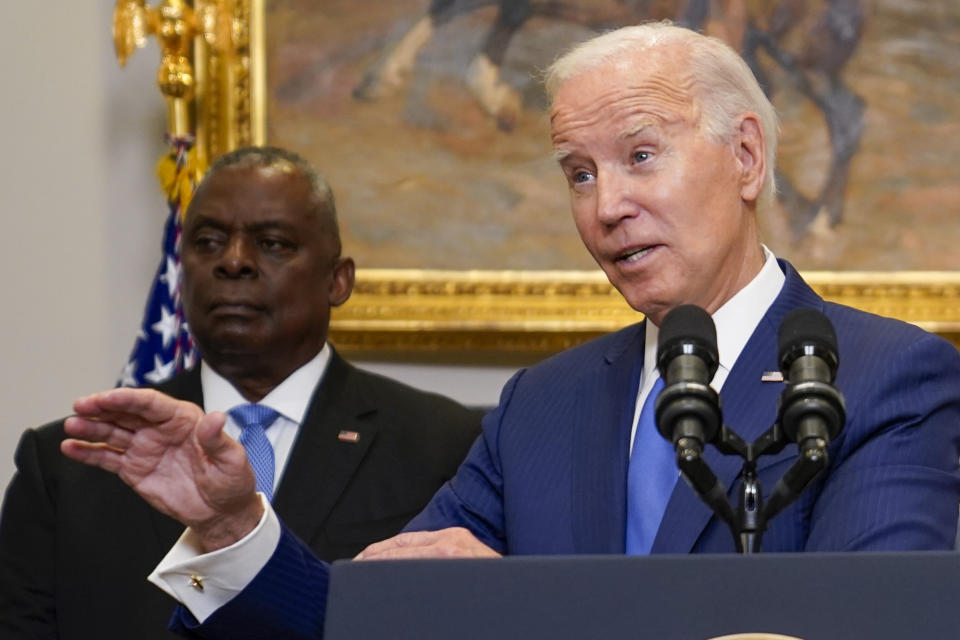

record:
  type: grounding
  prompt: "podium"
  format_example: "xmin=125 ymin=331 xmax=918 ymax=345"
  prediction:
xmin=325 ymin=552 xmax=960 ymax=640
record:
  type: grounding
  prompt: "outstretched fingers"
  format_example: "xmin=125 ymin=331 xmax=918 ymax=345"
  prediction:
xmin=63 ymin=415 xmax=136 ymax=450
xmin=63 ymin=387 xmax=211 ymax=485
xmin=62 ymin=389 xmax=261 ymax=541
xmin=60 ymin=439 xmax=126 ymax=474
xmin=73 ymin=387 xmax=199 ymax=426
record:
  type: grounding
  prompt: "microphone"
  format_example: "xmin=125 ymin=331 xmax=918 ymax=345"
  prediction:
xmin=759 ymin=308 xmax=847 ymax=524
xmin=655 ymin=304 xmax=722 ymax=455
xmin=776 ymin=308 xmax=846 ymax=449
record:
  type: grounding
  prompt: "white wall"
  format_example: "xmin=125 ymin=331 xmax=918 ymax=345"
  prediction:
xmin=0 ymin=4 xmax=520 ymax=486
xmin=0 ymin=3 xmax=168 ymax=485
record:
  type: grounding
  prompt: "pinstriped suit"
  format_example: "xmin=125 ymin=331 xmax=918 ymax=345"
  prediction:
xmin=407 ymin=260 xmax=960 ymax=553
xmin=172 ymin=261 xmax=960 ymax=638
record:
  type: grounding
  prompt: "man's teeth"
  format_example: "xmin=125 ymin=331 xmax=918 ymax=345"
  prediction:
xmin=620 ymin=247 xmax=652 ymax=262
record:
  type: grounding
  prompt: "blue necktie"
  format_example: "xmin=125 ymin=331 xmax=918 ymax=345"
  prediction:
xmin=625 ymin=376 xmax=676 ymax=554
xmin=228 ymin=404 xmax=281 ymax=499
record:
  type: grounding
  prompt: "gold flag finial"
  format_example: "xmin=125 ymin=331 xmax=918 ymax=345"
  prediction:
xmin=113 ymin=0 xmax=153 ymax=66
xmin=112 ymin=0 xmax=237 ymax=138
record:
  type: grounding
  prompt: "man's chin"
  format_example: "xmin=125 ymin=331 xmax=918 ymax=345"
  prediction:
xmin=616 ymin=287 xmax=673 ymax=326
xmin=196 ymin=329 xmax=269 ymax=358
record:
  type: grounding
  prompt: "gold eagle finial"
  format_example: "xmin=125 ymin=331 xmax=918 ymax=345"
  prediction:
xmin=113 ymin=0 xmax=155 ymax=67
xmin=111 ymin=0 xmax=239 ymax=139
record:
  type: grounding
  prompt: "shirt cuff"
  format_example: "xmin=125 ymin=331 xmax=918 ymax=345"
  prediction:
xmin=147 ymin=493 xmax=281 ymax=623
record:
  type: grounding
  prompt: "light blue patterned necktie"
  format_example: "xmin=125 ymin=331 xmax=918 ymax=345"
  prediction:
xmin=625 ymin=376 xmax=676 ymax=554
xmin=228 ymin=404 xmax=281 ymax=499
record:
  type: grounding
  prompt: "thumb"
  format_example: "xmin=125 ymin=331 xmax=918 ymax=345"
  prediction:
xmin=195 ymin=411 xmax=233 ymax=459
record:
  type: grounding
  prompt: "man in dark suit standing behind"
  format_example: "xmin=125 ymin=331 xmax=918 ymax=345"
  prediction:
xmin=0 ymin=146 xmax=481 ymax=639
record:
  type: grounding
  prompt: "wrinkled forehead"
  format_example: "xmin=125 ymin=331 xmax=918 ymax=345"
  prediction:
xmin=185 ymin=165 xmax=333 ymax=235
xmin=548 ymin=50 xmax=699 ymax=142
xmin=202 ymin=162 xmax=303 ymax=191
xmin=190 ymin=165 xmax=314 ymax=211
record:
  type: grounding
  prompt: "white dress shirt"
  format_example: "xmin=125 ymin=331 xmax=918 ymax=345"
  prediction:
xmin=152 ymin=252 xmax=785 ymax=623
xmin=203 ymin=343 xmax=331 ymax=490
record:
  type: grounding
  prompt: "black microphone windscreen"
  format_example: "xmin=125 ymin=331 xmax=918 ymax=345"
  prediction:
xmin=657 ymin=304 xmax=718 ymax=368
xmin=777 ymin=308 xmax=839 ymax=372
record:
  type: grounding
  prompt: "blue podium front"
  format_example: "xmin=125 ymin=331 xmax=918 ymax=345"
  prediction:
xmin=325 ymin=552 xmax=960 ymax=640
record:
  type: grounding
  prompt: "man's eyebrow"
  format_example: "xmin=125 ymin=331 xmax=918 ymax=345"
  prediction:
xmin=247 ymin=219 xmax=297 ymax=233
xmin=619 ymin=122 xmax=653 ymax=139
xmin=186 ymin=215 xmax=298 ymax=234
xmin=185 ymin=213 xmax=226 ymax=230
xmin=551 ymin=123 xmax=659 ymax=164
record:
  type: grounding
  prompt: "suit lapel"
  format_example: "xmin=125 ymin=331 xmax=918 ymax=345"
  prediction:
xmin=571 ymin=323 xmax=645 ymax=553
xmin=272 ymin=351 xmax=378 ymax=546
xmin=653 ymin=261 xmax=825 ymax=552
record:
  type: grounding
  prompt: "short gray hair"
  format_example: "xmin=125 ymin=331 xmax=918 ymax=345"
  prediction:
xmin=545 ymin=22 xmax=779 ymax=205
xmin=206 ymin=146 xmax=339 ymax=229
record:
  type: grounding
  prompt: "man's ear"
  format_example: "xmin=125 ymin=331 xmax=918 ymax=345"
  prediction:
xmin=735 ymin=113 xmax=766 ymax=203
xmin=329 ymin=257 xmax=355 ymax=307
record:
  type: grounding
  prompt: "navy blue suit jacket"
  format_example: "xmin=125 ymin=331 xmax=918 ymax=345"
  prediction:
xmin=406 ymin=261 xmax=960 ymax=554
xmin=174 ymin=261 xmax=960 ymax=639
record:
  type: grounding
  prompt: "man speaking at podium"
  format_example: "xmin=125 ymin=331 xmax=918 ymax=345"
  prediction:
xmin=60 ymin=22 xmax=960 ymax=638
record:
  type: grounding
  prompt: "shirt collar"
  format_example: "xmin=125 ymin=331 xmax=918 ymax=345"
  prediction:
xmin=643 ymin=246 xmax=784 ymax=387
xmin=200 ymin=343 xmax=332 ymax=424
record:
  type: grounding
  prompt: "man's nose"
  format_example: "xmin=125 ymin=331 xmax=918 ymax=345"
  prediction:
xmin=595 ymin=170 xmax=638 ymax=226
xmin=215 ymin=236 xmax=257 ymax=278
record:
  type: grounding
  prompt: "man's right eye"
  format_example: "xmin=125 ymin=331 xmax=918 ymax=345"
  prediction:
xmin=192 ymin=235 xmax=222 ymax=251
xmin=573 ymin=170 xmax=595 ymax=184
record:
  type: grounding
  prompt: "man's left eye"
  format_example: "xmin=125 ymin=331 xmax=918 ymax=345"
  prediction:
xmin=633 ymin=151 xmax=651 ymax=163
xmin=260 ymin=238 xmax=293 ymax=251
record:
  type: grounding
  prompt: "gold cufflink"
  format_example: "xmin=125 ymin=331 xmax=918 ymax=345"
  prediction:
xmin=189 ymin=574 xmax=204 ymax=592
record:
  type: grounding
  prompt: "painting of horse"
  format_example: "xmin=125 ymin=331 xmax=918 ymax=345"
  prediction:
xmin=266 ymin=0 xmax=960 ymax=271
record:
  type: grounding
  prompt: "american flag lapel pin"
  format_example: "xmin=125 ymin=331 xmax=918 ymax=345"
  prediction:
xmin=338 ymin=430 xmax=361 ymax=443
xmin=761 ymin=371 xmax=784 ymax=382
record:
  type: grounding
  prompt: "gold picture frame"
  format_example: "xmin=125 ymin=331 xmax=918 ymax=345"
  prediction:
xmin=190 ymin=0 xmax=960 ymax=354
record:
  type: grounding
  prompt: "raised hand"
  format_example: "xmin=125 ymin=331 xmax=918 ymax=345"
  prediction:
xmin=61 ymin=388 xmax=262 ymax=551
xmin=355 ymin=527 xmax=501 ymax=560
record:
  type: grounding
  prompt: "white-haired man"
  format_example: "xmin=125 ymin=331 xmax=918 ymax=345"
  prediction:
xmin=61 ymin=23 xmax=960 ymax=638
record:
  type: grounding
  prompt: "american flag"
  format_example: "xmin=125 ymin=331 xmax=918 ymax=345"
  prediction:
xmin=117 ymin=137 xmax=199 ymax=387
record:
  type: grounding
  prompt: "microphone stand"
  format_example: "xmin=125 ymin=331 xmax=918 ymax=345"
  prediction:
xmin=654 ymin=304 xmax=843 ymax=553
xmin=675 ymin=422 xmax=830 ymax=553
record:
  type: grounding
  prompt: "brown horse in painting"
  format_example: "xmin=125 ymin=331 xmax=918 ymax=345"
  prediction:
xmin=354 ymin=0 xmax=867 ymax=238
